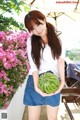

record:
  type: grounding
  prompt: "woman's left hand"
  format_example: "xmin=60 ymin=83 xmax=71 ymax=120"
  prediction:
xmin=46 ymin=89 xmax=61 ymax=96
xmin=53 ymin=89 xmax=61 ymax=95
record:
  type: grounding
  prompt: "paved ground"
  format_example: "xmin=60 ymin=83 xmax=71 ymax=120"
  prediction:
xmin=58 ymin=103 xmax=80 ymax=120
xmin=22 ymin=102 xmax=80 ymax=120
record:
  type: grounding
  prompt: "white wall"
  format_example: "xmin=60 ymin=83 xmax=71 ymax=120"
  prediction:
xmin=7 ymin=78 xmax=27 ymax=120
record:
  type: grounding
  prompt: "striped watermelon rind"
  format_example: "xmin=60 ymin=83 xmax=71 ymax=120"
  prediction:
xmin=39 ymin=72 xmax=60 ymax=94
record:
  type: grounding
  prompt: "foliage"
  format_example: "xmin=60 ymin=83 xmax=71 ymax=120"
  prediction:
xmin=0 ymin=0 xmax=30 ymax=31
xmin=0 ymin=30 xmax=30 ymax=109
xmin=0 ymin=14 xmax=24 ymax=31
xmin=66 ymin=49 xmax=80 ymax=61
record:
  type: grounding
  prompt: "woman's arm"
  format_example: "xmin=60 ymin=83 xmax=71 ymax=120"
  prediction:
xmin=27 ymin=38 xmax=49 ymax=96
xmin=56 ymin=57 xmax=65 ymax=93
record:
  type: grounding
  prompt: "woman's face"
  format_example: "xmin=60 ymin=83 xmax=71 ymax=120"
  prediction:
xmin=30 ymin=19 xmax=47 ymax=38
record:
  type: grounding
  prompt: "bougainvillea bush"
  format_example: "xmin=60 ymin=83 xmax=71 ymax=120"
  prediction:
xmin=0 ymin=31 xmax=30 ymax=109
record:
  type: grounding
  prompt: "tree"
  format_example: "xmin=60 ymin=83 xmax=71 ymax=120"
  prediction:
xmin=0 ymin=0 xmax=30 ymax=31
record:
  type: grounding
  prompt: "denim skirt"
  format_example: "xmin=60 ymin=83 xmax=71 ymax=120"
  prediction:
xmin=23 ymin=75 xmax=60 ymax=107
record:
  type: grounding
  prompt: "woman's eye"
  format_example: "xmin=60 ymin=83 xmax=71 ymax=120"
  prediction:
xmin=30 ymin=27 xmax=34 ymax=31
xmin=37 ymin=23 xmax=41 ymax=26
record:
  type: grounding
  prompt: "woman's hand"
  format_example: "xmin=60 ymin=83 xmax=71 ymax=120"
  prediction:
xmin=35 ymin=87 xmax=60 ymax=97
xmin=35 ymin=86 xmax=49 ymax=97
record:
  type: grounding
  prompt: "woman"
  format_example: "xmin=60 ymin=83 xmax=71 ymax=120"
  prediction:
xmin=23 ymin=10 xmax=65 ymax=120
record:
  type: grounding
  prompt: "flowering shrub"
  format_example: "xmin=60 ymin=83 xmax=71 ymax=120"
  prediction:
xmin=0 ymin=31 xmax=30 ymax=109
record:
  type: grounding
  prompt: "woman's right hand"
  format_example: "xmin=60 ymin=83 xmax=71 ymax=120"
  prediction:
xmin=35 ymin=87 xmax=55 ymax=97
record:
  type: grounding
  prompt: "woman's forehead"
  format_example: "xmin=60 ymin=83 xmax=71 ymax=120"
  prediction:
xmin=30 ymin=19 xmax=41 ymax=27
xmin=27 ymin=20 xmax=39 ymax=30
xmin=27 ymin=19 xmax=43 ymax=31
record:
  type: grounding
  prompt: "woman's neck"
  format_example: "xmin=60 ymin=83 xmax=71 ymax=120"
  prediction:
xmin=42 ymin=36 xmax=48 ymax=44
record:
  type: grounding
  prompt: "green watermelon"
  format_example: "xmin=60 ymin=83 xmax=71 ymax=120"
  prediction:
xmin=39 ymin=72 xmax=60 ymax=94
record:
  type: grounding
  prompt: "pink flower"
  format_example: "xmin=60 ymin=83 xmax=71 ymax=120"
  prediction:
xmin=0 ymin=30 xmax=30 ymax=109
xmin=0 ymin=47 xmax=5 ymax=59
xmin=0 ymin=82 xmax=7 ymax=94
xmin=0 ymin=31 xmax=6 ymax=42
xmin=17 ymin=49 xmax=26 ymax=58
xmin=0 ymin=70 xmax=10 ymax=81
xmin=17 ymin=31 xmax=30 ymax=48
xmin=2 ymin=49 xmax=18 ymax=69
xmin=3 ymin=62 xmax=12 ymax=69
xmin=7 ymin=86 xmax=13 ymax=91
xmin=3 ymin=101 xmax=10 ymax=109
xmin=6 ymin=32 xmax=17 ymax=42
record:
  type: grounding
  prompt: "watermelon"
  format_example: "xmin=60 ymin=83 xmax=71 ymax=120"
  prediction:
xmin=39 ymin=72 xmax=60 ymax=94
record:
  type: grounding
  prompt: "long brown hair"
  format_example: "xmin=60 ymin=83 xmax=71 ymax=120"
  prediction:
xmin=24 ymin=10 xmax=62 ymax=69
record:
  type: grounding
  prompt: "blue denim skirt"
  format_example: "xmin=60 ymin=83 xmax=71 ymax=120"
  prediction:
xmin=23 ymin=75 xmax=60 ymax=107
